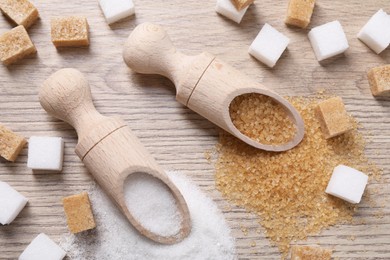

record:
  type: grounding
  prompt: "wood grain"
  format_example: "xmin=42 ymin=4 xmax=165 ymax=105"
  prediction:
xmin=0 ymin=0 xmax=389 ymax=259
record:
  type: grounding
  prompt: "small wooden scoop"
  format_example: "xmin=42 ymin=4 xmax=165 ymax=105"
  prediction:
xmin=39 ymin=68 xmax=191 ymax=244
xmin=123 ymin=23 xmax=305 ymax=152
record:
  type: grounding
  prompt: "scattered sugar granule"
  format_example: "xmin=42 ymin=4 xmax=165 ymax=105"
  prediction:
xmin=215 ymin=0 xmax=250 ymax=24
xmin=248 ymin=23 xmax=290 ymax=68
xmin=229 ymin=93 xmax=296 ymax=145
xmin=308 ymin=21 xmax=349 ymax=61
xmin=0 ymin=181 xmax=28 ymax=225
xmin=0 ymin=25 xmax=37 ymax=65
xmin=60 ymin=171 xmax=235 ymax=260
xmin=51 ymin=16 xmax=89 ymax=47
xmin=19 ymin=233 xmax=66 ymax=260
xmin=216 ymin=94 xmax=382 ymax=257
xmin=0 ymin=124 xmax=26 ymax=162
xmin=367 ymin=65 xmax=390 ymax=97
xmin=62 ymin=192 xmax=96 ymax=234
xmin=291 ymin=245 xmax=332 ymax=260
xmin=231 ymin=0 xmax=254 ymax=11
xmin=0 ymin=0 xmax=39 ymax=28
xmin=285 ymin=0 xmax=315 ymax=28
xmin=315 ymin=96 xmax=354 ymax=139
xmin=124 ymin=172 xmax=182 ymax=237
xmin=98 ymin=0 xmax=135 ymax=25
xmin=357 ymin=9 xmax=390 ymax=54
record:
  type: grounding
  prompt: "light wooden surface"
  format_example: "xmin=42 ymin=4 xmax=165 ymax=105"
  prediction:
xmin=0 ymin=0 xmax=389 ymax=259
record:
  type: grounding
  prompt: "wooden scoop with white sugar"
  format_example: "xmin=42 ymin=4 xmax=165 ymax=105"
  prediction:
xmin=39 ymin=68 xmax=191 ymax=244
xmin=123 ymin=23 xmax=305 ymax=152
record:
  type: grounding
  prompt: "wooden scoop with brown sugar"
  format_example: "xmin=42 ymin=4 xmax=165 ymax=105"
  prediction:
xmin=123 ymin=23 xmax=305 ymax=152
xmin=39 ymin=68 xmax=191 ymax=244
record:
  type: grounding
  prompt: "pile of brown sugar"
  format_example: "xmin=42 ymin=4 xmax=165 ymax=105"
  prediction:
xmin=229 ymin=93 xmax=297 ymax=145
xmin=216 ymin=94 xmax=382 ymax=257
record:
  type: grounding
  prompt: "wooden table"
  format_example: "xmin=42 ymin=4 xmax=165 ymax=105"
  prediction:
xmin=1 ymin=0 xmax=389 ymax=259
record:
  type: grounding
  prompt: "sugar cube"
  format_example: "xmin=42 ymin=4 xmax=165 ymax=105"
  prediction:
xmin=19 ymin=233 xmax=66 ymax=260
xmin=99 ymin=0 xmax=135 ymax=25
xmin=315 ymin=97 xmax=353 ymax=139
xmin=62 ymin=192 xmax=96 ymax=233
xmin=368 ymin=65 xmax=390 ymax=97
xmin=0 ymin=124 xmax=27 ymax=162
xmin=325 ymin=165 xmax=368 ymax=204
xmin=291 ymin=245 xmax=332 ymax=260
xmin=51 ymin=16 xmax=89 ymax=47
xmin=357 ymin=9 xmax=390 ymax=54
xmin=308 ymin=21 xmax=349 ymax=61
xmin=0 ymin=25 xmax=37 ymax=65
xmin=0 ymin=181 xmax=28 ymax=225
xmin=27 ymin=136 xmax=64 ymax=172
xmin=215 ymin=0 xmax=250 ymax=24
xmin=0 ymin=0 xmax=39 ymax=28
xmin=285 ymin=0 xmax=315 ymax=28
xmin=231 ymin=0 xmax=254 ymax=11
xmin=248 ymin=23 xmax=290 ymax=68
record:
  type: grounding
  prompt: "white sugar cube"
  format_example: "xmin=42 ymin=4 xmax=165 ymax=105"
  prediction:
xmin=357 ymin=9 xmax=390 ymax=54
xmin=215 ymin=0 xmax=250 ymax=24
xmin=248 ymin=23 xmax=290 ymax=68
xmin=27 ymin=137 xmax=64 ymax=172
xmin=0 ymin=181 xmax=28 ymax=225
xmin=308 ymin=21 xmax=349 ymax=61
xmin=325 ymin=165 xmax=368 ymax=204
xmin=99 ymin=0 xmax=135 ymax=25
xmin=19 ymin=233 xmax=66 ymax=260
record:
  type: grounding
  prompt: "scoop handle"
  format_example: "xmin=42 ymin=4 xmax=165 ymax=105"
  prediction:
xmin=123 ymin=23 xmax=196 ymax=86
xmin=39 ymin=68 xmax=106 ymax=140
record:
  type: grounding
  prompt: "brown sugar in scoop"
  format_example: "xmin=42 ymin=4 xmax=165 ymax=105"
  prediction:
xmin=229 ymin=93 xmax=297 ymax=146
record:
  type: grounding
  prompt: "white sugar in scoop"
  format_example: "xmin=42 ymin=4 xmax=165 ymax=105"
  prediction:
xmin=124 ymin=173 xmax=182 ymax=237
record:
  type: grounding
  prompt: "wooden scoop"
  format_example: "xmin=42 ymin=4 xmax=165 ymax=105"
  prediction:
xmin=123 ymin=23 xmax=305 ymax=152
xmin=39 ymin=68 xmax=191 ymax=244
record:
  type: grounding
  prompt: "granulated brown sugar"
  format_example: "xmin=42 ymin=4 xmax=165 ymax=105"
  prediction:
xmin=216 ymin=95 xmax=382 ymax=257
xmin=229 ymin=93 xmax=296 ymax=145
xmin=291 ymin=245 xmax=332 ymax=260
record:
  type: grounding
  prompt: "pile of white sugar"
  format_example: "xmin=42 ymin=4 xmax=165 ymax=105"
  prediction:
xmin=124 ymin=172 xmax=182 ymax=237
xmin=60 ymin=171 xmax=236 ymax=260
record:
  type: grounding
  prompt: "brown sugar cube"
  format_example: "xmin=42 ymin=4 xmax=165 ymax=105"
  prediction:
xmin=0 ymin=124 xmax=26 ymax=162
xmin=0 ymin=0 xmax=39 ymax=28
xmin=0 ymin=25 xmax=37 ymax=65
xmin=368 ymin=65 xmax=390 ymax=97
xmin=315 ymin=97 xmax=354 ymax=139
xmin=291 ymin=245 xmax=332 ymax=260
xmin=285 ymin=0 xmax=315 ymax=28
xmin=62 ymin=192 xmax=96 ymax=233
xmin=51 ymin=16 xmax=90 ymax=47
xmin=231 ymin=0 xmax=254 ymax=11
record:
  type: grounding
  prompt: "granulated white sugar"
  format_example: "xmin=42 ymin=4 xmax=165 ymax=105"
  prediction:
xmin=60 ymin=171 xmax=236 ymax=260
xmin=124 ymin=172 xmax=182 ymax=237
